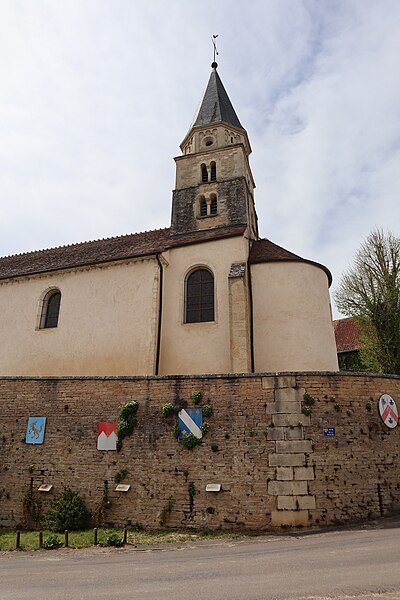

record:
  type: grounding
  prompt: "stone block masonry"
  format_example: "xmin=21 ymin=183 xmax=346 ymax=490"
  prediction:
xmin=0 ymin=372 xmax=400 ymax=530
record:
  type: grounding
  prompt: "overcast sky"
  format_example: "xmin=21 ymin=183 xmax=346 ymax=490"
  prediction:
xmin=1 ymin=0 xmax=399 ymax=317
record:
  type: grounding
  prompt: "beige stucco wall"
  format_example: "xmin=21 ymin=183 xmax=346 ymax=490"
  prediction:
xmin=252 ymin=262 xmax=338 ymax=372
xmin=0 ymin=258 xmax=160 ymax=376
xmin=159 ymin=236 xmax=249 ymax=375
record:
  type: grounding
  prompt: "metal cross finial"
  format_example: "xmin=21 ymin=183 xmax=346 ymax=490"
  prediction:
xmin=212 ymin=34 xmax=219 ymax=66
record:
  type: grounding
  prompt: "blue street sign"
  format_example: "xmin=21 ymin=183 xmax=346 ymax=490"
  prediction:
xmin=323 ymin=427 xmax=336 ymax=437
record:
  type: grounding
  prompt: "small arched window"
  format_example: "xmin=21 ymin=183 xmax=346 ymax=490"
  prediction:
xmin=210 ymin=194 xmax=218 ymax=215
xmin=199 ymin=196 xmax=207 ymax=217
xmin=40 ymin=289 xmax=61 ymax=329
xmin=210 ymin=161 xmax=216 ymax=181
xmin=185 ymin=268 xmax=214 ymax=323
xmin=201 ymin=163 xmax=208 ymax=183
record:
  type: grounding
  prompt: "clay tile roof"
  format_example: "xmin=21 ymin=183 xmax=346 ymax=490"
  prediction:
xmin=0 ymin=225 xmax=246 ymax=281
xmin=249 ymin=238 xmax=333 ymax=286
xmin=333 ymin=317 xmax=361 ymax=353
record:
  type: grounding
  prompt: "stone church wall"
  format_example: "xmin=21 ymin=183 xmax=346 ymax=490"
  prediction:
xmin=1 ymin=372 xmax=399 ymax=530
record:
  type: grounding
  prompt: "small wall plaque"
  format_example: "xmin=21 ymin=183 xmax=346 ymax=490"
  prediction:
xmin=205 ymin=484 xmax=222 ymax=492
xmin=38 ymin=484 xmax=53 ymax=492
xmin=323 ymin=427 xmax=336 ymax=437
xmin=115 ymin=484 xmax=131 ymax=492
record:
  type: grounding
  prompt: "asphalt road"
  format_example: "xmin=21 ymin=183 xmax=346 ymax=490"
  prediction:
xmin=1 ymin=524 xmax=400 ymax=600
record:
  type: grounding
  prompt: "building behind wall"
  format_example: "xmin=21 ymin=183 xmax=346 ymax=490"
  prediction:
xmin=0 ymin=62 xmax=338 ymax=377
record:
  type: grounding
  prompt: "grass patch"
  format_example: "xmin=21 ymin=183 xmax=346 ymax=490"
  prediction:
xmin=0 ymin=527 xmax=251 ymax=551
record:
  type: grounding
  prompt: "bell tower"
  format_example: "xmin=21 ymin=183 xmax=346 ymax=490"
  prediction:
xmin=170 ymin=62 xmax=258 ymax=239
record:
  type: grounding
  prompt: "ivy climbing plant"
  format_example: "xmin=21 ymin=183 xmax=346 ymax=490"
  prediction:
xmin=117 ymin=400 xmax=139 ymax=451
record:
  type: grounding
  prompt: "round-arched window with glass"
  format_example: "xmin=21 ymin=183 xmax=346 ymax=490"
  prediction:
xmin=40 ymin=289 xmax=61 ymax=329
xmin=185 ymin=269 xmax=214 ymax=323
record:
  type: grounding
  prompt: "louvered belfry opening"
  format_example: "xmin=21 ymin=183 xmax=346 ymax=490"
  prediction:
xmin=200 ymin=197 xmax=207 ymax=217
xmin=185 ymin=268 xmax=214 ymax=323
xmin=210 ymin=195 xmax=217 ymax=215
xmin=210 ymin=161 xmax=216 ymax=181
xmin=201 ymin=163 xmax=208 ymax=182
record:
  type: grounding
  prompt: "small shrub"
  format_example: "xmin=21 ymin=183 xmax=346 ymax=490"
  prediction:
xmin=162 ymin=403 xmax=175 ymax=417
xmin=159 ymin=496 xmax=175 ymax=526
xmin=303 ymin=392 xmax=315 ymax=406
xmin=22 ymin=484 xmax=42 ymax=523
xmin=131 ymin=521 xmax=144 ymax=532
xmin=43 ymin=534 xmax=62 ymax=549
xmin=114 ymin=469 xmax=128 ymax=484
xmin=181 ymin=432 xmax=201 ymax=449
xmin=117 ymin=401 xmax=139 ymax=451
xmin=191 ymin=391 xmax=203 ymax=404
xmin=302 ymin=407 xmax=312 ymax=416
xmin=201 ymin=423 xmax=209 ymax=435
xmin=106 ymin=532 xmax=124 ymax=547
xmin=44 ymin=488 xmax=90 ymax=532
xmin=172 ymin=424 xmax=180 ymax=439
xmin=94 ymin=480 xmax=111 ymax=526
xmin=202 ymin=404 xmax=213 ymax=417
xmin=188 ymin=482 xmax=196 ymax=498
xmin=334 ymin=403 xmax=341 ymax=412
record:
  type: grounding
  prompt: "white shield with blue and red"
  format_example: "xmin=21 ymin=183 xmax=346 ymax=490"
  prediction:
xmin=178 ymin=407 xmax=203 ymax=439
xmin=379 ymin=394 xmax=398 ymax=428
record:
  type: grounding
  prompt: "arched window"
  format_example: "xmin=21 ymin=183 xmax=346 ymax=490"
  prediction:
xmin=199 ymin=196 xmax=207 ymax=217
xmin=185 ymin=269 xmax=214 ymax=323
xmin=210 ymin=161 xmax=216 ymax=181
xmin=40 ymin=289 xmax=61 ymax=329
xmin=210 ymin=194 xmax=217 ymax=215
xmin=201 ymin=163 xmax=208 ymax=183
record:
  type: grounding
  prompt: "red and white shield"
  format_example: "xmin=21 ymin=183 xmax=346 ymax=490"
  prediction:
xmin=378 ymin=394 xmax=398 ymax=429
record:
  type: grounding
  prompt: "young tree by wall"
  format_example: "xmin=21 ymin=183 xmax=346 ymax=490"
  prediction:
xmin=335 ymin=229 xmax=400 ymax=375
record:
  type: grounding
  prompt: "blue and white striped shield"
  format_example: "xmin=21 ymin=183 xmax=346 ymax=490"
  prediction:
xmin=178 ymin=407 xmax=203 ymax=439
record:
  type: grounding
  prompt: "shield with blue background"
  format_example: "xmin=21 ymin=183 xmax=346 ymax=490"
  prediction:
xmin=178 ymin=407 xmax=203 ymax=439
xmin=26 ymin=417 xmax=46 ymax=444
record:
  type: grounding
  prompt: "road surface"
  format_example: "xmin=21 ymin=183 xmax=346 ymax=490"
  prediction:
xmin=1 ymin=523 xmax=400 ymax=599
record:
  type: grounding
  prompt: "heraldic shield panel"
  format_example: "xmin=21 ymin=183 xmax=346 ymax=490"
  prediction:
xmin=379 ymin=394 xmax=399 ymax=428
xmin=26 ymin=417 xmax=46 ymax=444
xmin=178 ymin=407 xmax=203 ymax=439
xmin=97 ymin=422 xmax=117 ymax=450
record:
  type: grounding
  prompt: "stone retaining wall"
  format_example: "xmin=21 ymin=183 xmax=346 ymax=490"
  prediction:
xmin=1 ymin=372 xmax=399 ymax=529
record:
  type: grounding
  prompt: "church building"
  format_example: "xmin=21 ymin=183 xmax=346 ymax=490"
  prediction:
xmin=0 ymin=63 xmax=338 ymax=376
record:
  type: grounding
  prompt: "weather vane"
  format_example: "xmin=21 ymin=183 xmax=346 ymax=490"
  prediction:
xmin=212 ymin=34 xmax=219 ymax=65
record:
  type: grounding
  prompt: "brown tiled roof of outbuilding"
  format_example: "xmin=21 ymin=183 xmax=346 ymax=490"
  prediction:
xmin=249 ymin=238 xmax=333 ymax=286
xmin=0 ymin=225 xmax=246 ymax=281
xmin=333 ymin=317 xmax=361 ymax=353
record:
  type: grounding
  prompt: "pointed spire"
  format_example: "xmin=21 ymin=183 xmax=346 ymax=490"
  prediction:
xmin=190 ymin=63 xmax=244 ymax=130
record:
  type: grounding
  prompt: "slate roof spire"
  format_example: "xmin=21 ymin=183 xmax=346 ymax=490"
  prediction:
xmin=190 ymin=62 xmax=244 ymax=130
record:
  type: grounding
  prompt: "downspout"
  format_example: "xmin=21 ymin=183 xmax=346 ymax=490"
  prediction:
xmin=155 ymin=254 xmax=164 ymax=376
xmin=247 ymin=242 xmax=255 ymax=373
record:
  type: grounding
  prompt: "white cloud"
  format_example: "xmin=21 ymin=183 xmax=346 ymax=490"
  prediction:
xmin=0 ymin=0 xmax=399 ymax=318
